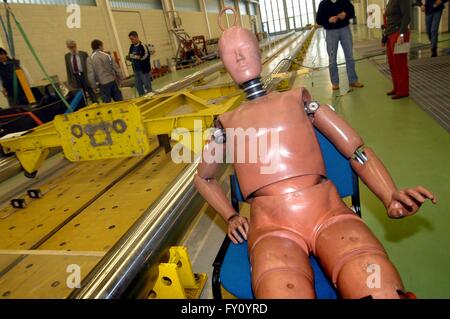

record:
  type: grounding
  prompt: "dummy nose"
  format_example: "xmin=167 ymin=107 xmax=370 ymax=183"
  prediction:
xmin=235 ymin=49 xmax=244 ymax=61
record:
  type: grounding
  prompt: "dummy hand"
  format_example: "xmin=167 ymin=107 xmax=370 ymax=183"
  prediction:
xmin=337 ymin=12 xmax=347 ymax=20
xmin=387 ymin=186 xmax=436 ymax=218
xmin=435 ymin=0 xmax=443 ymax=7
xmin=420 ymin=5 xmax=425 ymax=12
xmin=329 ymin=16 xmax=339 ymax=23
xmin=227 ymin=215 xmax=249 ymax=244
xmin=2 ymin=88 xmax=7 ymax=97
xmin=397 ymin=35 xmax=405 ymax=44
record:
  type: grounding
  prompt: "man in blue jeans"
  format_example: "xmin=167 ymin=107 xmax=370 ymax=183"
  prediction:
xmin=421 ymin=0 xmax=448 ymax=57
xmin=316 ymin=0 xmax=364 ymax=90
xmin=128 ymin=31 xmax=153 ymax=96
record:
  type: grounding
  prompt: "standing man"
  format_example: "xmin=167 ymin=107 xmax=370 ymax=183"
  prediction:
xmin=384 ymin=0 xmax=410 ymax=99
xmin=420 ymin=0 xmax=448 ymax=57
xmin=127 ymin=31 xmax=153 ymax=96
xmin=65 ymin=40 xmax=97 ymax=103
xmin=316 ymin=0 xmax=364 ymax=90
xmin=87 ymin=39 xmax=123 ymax=103
xmin=0 ymin=48 xmax=28 ymax=107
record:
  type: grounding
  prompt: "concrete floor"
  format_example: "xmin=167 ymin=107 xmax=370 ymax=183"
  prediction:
xmin=184 ymin=26 xmax=450 ymax=299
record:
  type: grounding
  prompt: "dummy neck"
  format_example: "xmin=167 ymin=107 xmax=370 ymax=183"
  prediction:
xmin=241 ymin=77 xmax=266 ymax=100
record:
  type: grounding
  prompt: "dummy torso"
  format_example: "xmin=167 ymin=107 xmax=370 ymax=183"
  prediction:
xmin=218 ymin=89 xmax=326 ymax=199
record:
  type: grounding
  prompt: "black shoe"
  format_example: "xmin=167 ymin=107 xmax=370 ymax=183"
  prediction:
xmin=392 ymin=94 xmax=409 ymax=100
xmin=431 ymin=48 xmax=437 ymax=57
xmin=386 ymin=90 xmax=396 ymax=96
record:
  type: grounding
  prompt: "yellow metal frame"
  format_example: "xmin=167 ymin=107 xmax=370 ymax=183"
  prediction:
xmin=0 ymin=84 xmax=244 ymax=174
xmin=148 ymin=246 xmax=207 ymax=299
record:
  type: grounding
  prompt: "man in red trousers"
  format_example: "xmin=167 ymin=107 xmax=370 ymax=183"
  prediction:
xmin=383 ymin=0 xmax=411 ymax=100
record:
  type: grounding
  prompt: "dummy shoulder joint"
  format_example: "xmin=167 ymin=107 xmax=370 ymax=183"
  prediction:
xmin=304 ymin=101 xmax=321 ymax=115
xmin=212 ymin=119 xmax=226 ymax=144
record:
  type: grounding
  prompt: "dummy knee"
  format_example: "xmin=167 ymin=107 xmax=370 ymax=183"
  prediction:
xmin=335 ymin=249 xmax=405 ymax=299
xmin=314 ymin=215 xmax=406 ymax=299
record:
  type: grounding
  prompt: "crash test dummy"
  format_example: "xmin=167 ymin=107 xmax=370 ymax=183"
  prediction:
xmin=194 ymin=9 xmax=436 ymax=299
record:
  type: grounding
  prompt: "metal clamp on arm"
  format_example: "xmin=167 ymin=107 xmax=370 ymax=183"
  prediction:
xmin=212 ymin=119 xmax=226 ymax=144
xmin=352 ymin=146 xmax=369 ymax=165
xmin=304 ymin=101 xmax=320 ymax=115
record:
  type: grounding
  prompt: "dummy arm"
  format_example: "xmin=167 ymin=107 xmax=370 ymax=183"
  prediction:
xmin=194 ymin=129 xmax=249 ymax=243
xmin=305 ymin=102 xmax=437 ymax=218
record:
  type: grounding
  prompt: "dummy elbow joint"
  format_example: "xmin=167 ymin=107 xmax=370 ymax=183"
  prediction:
xmin=351 ymin=146 xmax=368 ymax=165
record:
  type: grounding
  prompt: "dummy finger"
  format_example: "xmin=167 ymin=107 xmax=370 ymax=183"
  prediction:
xmin=232 ymin=229 xmax=243 ymax=243
xmin=237 ymin=224 xmax=247 ymax=241
xmin=416 ymin=186 xmax=437 ymax=203
xmin=393 ymin=191 xmax=414 ymax=207
xmin=228 ymin=230 xmax=238 ymax=244
xmin=242 ymin=219 xmax=249 ymax=233
xmin=405 ymin=189 xmax=426 ymax=204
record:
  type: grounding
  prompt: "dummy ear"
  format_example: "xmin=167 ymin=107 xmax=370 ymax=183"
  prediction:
xmin=218 ymin=6 xmax=238 ymax=32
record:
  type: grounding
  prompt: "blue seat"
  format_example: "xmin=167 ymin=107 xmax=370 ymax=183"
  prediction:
xmin=212 ymin=128 xmax=361 ymax=299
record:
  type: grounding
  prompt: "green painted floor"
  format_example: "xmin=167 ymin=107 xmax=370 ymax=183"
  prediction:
xmin=293 ymin=26 xmax=450 ymax=298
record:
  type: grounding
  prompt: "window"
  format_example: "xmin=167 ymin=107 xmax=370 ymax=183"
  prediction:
xmin=285 ymin=0 xmax=316 ymax=29
xmin=316 ymin=0 xmax=322 ymax=11
xmin=259 ymin=0 xmax=287 ymax=34
xmin=249 ymin=3 xmax=256 ymax=16
xmin=224 ymin=0 xmax=235 ymax=9
xmin=110 ymin=0 xmax=162 ymax=10
xmin=239 ymin=1 xmax=247 ymax=15
xmin=205 ymin=0 xmax=221 ymax=13
xmin=306 ymin=0 xmax=315 ymax=24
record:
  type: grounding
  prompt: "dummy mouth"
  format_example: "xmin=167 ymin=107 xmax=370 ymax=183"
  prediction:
xmin=238 ymin=61 xmax=247 ymax=68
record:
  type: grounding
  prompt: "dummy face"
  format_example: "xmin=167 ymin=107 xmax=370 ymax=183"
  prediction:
xmin=218 ymin=27 xmax=262 ymax=85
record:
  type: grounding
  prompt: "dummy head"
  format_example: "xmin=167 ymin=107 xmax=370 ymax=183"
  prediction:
xmin=218 ymin=10 xmax=262 ymax=84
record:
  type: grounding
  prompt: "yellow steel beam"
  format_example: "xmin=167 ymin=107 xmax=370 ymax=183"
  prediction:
xmin=0 ymin=85 xmax=243 ymax=174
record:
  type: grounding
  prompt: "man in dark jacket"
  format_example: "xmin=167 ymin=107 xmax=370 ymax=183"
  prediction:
xmin=420 ymin=0 xmax=448 ymax=57
xmin=0 ymin=48 xmax=28 ymax=108
xmin=128 ymin=31 xmax=153 ymax=96
xmin=65 ymin=40 xmax=97 ymax=103
xmin=316 ymin=0 xmax=364 ymax=90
